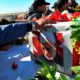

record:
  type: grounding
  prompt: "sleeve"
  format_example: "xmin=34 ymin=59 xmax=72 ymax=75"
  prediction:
xmin=0 ymin=22 xmax=33 ymax=45
xmin=27 ymin=13 xmax=42 ymax=21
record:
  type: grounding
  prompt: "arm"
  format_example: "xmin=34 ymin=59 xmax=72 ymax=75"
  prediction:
xmin=0 ymin=22 xmax=33 ymax=45
xmin=0 ymin=18 xmax=55 ymax=45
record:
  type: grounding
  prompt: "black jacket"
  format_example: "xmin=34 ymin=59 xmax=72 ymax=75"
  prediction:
xmin=24 ymin=6 xmax=43 ymax=21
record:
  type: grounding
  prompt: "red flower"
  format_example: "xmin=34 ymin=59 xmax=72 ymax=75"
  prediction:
xmin=73 ymin=48 xmax=80 ymax=66
xmin=62 ymin=14 xmax=69 ymax=21
xmin=71 ymin=12 xmax=80 ymax=20
xmin=48 ymin=10 xmax=69 ymax=22
xmin=48 ymin=10 xmax=61 ymax=21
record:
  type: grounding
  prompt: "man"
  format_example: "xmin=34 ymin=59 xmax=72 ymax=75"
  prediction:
xmin=52 ymin=0 xmax=77 ymax=13
xmin=52 ymin=0 xmax=70 ymax=12
xmin=24 ymin=0 xmax=50 ymax=21
xmin=15 ymin=0 xmax=55 ymax=60
xmin=15 ymin=0 xmax=51 ymax=46
xmin=20 ymin=0 xmax=56 ymax=61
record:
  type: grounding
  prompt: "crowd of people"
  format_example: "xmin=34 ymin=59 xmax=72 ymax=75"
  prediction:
xmin=0 ymin=0 xmax=79 ymax=61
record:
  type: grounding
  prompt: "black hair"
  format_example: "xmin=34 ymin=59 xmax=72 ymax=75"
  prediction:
xmin=70 ymin=1 xmax=78 ymax=8
xmin=57 ymin=0 xmax=68 ymax=9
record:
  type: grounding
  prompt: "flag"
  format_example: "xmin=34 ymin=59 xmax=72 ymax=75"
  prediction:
xmin=27 ymin=31 xmax=56 ymax=60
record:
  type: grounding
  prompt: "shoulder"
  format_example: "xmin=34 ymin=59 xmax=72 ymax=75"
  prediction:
xmin=25 ymin=11 xmax=42 ymax=21
xmin=33 ymin=12 xmax=42 ymax=19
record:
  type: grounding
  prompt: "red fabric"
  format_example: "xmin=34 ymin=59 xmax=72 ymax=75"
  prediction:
xmin=54 ymin=33 xmax=63 ymax=45
xmin=33 ymin=37 xmax=43 ymax=57
xmin=54 ymin=33 xmax=63 ymax=58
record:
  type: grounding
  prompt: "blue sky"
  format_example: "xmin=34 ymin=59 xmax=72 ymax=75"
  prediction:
xmin=0 ymin=0 xmax=80 ymax=14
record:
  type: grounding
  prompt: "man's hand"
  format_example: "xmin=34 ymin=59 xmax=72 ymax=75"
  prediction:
xmin=34 ymin=19 xmax=56 ymax=30
xmin=42 ymin=42 xmax=56 ymax=60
